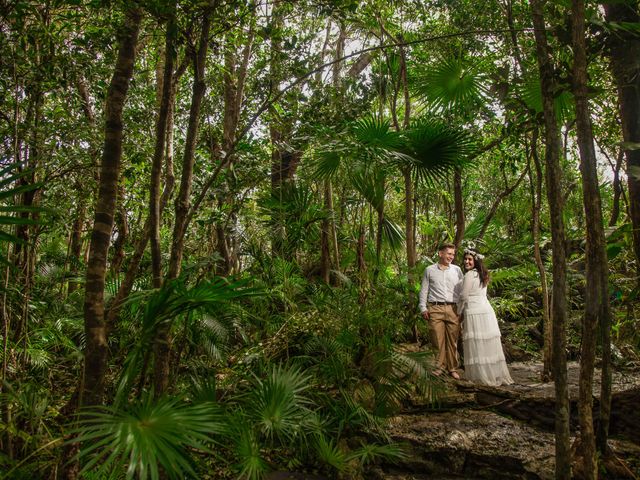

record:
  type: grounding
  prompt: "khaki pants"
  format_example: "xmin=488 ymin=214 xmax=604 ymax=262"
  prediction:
xmin=428 ymin=304 xmax=460 ymax=372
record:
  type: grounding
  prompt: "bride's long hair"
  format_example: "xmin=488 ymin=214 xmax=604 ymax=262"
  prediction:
xmin=464 ymin=251 xmax=490 ymax=287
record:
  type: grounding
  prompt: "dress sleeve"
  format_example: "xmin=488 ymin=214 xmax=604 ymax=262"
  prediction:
xmin=457 ymin=272 xmax=474 ymax=316
xmin=418 ymin=267 xmax=430 ymax=312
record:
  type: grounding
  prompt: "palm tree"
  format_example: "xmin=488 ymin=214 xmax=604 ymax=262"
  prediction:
xmin=310 ymin=115 xmax=475 ymax=285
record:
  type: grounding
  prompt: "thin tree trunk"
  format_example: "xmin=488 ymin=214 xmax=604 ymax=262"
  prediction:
xmin=530 ymin=0 xmax=571 ymax=477
xmin=571 ymin=0 xmax=612 ymax=475
xmin=453 ymin=167 xmax=464 ymax=253
xmin=477 ymin=165 xmax=529 ymax=242
xmin=320 ymin=23 xmax=346 ymax=283
xmin=104 ymin=56 xmax=184 ymax=331
xmin=166 ymin=13 xmax=211 ymax=280
xmin=320 ymin=180 xmax=331 ymax=284
xmin=269 ymin=4 xmax=286 ymax=257
xmin=70 ymin=76 xmax=98 ymax=296
xmin=357 ymin=223 xmax=367 ymax=304
xmin=215 ymin=25 xmax=254 ymax=274
xmin=150 ymin=10 xmax=176 ymax=289
xmin=405 ymin=168 xmax=416 ymax=275
xmin=155 ymin=9 xmax=212 ymax=395
xmin=530 ymin=132 xmax=552 ymax=381
xmin=81 ymin=6 xmax=142 ymax=407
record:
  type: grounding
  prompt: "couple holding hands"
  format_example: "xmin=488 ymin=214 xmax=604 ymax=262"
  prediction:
xmin=418 ymin=243 xmax=513 ymax=386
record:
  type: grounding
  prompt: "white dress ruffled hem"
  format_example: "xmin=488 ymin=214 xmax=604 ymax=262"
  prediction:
xmin=458 ymin=271 xmax=513 ymax=387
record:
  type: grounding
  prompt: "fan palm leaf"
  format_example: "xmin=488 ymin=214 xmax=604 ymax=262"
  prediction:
xmin=351 ymin=117 xmax=403 ymax=151
xmin=401 ymin=119 xmax=476 ymax=185
xmin=414 ymin=57 xmax=488 ymax=113
xmin=381 ymin=218 xmax=405 ymax=251
xmin=70 ymin=394 xmax=225 ymax=480
xmin=520 ymin=76 xmax=574 ymax=123
xmin=350 ymin=168 xmax=386 ymax=211
xmin=244 ymin=364 xmax=315 ymax=444
xmin=114 ymin=278 xmax=258 ymax=404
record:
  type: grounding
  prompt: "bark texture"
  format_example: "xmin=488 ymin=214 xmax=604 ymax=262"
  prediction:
xmin=571 ymin=0 xmax=612 ymax=476
xmin=604 ymin=0 xmax=640 ymax=282
xmin=150 ymin=11 xmax=176 ymax=289
xmin=529 ymin=0 xmax=571 ymax=477
xmin=155 ymin=10 xmax=212 ymax=395
xmin=81 ymin=6 xmax=142 ymax=407
xmin=602 ymin=0 xmax=639 ymax=452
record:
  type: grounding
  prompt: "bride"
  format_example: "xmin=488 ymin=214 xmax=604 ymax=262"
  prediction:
xmin=457 ymin=248 xmax=513 ymax=386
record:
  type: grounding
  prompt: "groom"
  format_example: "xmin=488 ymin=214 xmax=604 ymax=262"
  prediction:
xmin=418 ymin=243 xmax=463 ymax=379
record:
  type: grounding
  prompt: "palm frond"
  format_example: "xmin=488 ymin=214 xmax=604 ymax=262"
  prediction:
xmin=414 ymin=57 xmax=488 ymax=113
xmin=463 ymin=213 xmax=488 ymax=240
xmin=114 ymin=277 xmax=258 ymax=404
xmin=381 ymin=218 xmax=405 ymax=251
xmin=520 ymin=76 xmax=574 ymax=122
xmin=402 ymin=119 xmax=476 ymax=185
xmin=350 ymin=168 xmax=385 ymax=211
xmin=346 ymin=441 xmax=408 ymax=465
xmin=245 ymin=364 xmax=315 ymax=444
xmin=310 ymin=149 xmax=343 ymax=180
xmin=314 ymin=435 xmax=348 ymax=471
xmin=228 ymin=417 xmax=270 ymax=480
xmin=351 ymin=117 xmax=402 ymax=150
xmin=70 ymin=394 xmax=225 ymax=480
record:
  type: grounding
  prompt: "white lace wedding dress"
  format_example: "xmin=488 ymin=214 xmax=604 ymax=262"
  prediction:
xmin=457 ymin=270 xmax=513 ymax=386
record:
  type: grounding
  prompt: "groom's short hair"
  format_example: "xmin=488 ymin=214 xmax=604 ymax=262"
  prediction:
xmin=438 ymin=242 xmax=455 ymax=251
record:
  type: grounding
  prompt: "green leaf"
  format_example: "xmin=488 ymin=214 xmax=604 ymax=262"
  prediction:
xmin=520 ymin=77 xmax=574 ymax=122
xmin=414 ymin=57 xmax=488 ymax=113
xmin=70 ymin=395 xmax=225 ymax=480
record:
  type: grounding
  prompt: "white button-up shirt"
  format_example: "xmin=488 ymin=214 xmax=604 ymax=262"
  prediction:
xmin=418 ymin=262 xmax=463 ymax=312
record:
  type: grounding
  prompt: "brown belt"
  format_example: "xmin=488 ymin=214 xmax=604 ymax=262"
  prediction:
xmin=429 ymin=301 xmax=456 ymax=306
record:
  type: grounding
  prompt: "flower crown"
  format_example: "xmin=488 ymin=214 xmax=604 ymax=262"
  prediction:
xmin=463 ymin=248 xmax=484 ymax=260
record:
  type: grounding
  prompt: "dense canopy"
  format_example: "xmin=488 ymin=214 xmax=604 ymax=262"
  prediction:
xmin=1 ymin=0 xmax=639 ymax=478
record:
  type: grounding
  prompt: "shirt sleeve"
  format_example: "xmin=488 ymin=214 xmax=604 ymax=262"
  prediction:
xmin=457 ymin=272 xmax=474 ymax=316
xmin=418 ymin=267 xmax=430 ymax=312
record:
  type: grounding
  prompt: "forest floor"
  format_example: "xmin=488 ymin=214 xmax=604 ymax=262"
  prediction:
xmin=367 ymin=353 xmax=640 ymax=480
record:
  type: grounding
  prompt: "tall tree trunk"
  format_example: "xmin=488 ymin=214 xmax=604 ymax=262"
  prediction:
xmin=155 ymin=10 xmax=212 ymax=395
xmin=70 ymin=76 xmax=99 ymax=296
xmin=269 ymin=3 xmax=287 ymax=257
xmin=405 ymin=168 xmax=416 ymax=275
xmin=453 ymin=167 xmax=465 ymax=253
xmin=602 ymin=2 xmax=639 ymax=453
xmin=215 ymin=24 xmax=254 ymax=275
xmin=104 ymin=57 xmax=184 ymax=331
xmin=150 ymin=10 xmax=176 ymax=289
xmin=374 ymin=199 xmax=385 ymax=283
xmin=605 ymin=0 xmax=640 ymax=284
xmin=530 ymin=132 xmax=552 ymax=381
xmin=530 ymin=0 xmax=571 ymax=477
xmin=81 ymin=6 xmax=142 ymax=407
xmin=321 ymin=23 xmax=346 ymax=283
xmin=166 ymin=13 xmax=211 ymax=280
xmin=571 ymin=0 xmax=612 ymax=475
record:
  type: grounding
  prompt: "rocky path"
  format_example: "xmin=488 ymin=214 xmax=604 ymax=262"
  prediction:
xmin=368 ymin=361 xmax=640 ymax=480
